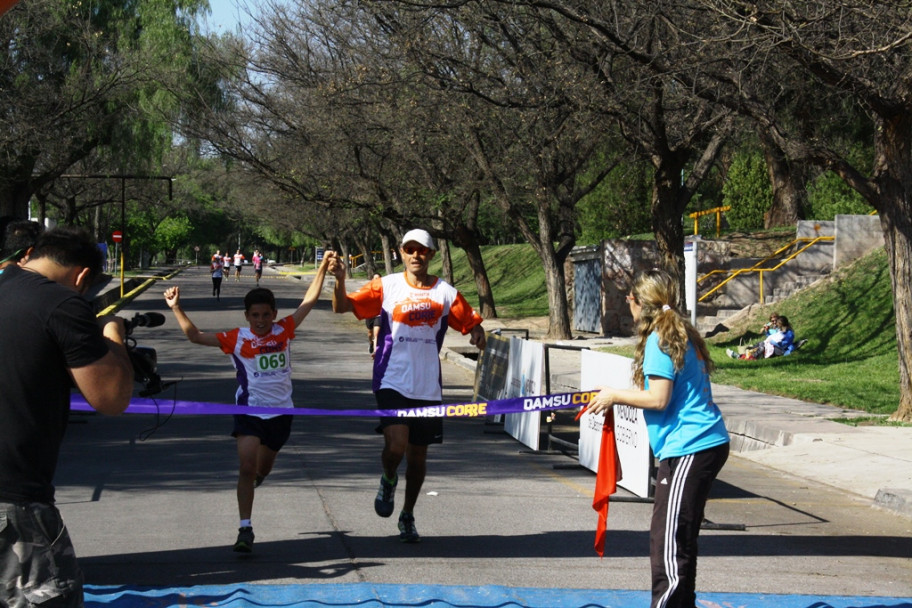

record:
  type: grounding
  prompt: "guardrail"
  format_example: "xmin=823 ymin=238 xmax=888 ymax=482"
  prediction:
xmin=688 ymin=206 xmax=731 ymax=238
xmin=698 ymin=235 xmax=834 ymax=305
xmin=350 ymin=250 xmax=395 ymax=268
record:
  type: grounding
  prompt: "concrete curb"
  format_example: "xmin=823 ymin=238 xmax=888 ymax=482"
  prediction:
xmin=440 ymin=347 xmax=478 ymax=375
xmin=874 ymin=488 xmax=912 ymax=518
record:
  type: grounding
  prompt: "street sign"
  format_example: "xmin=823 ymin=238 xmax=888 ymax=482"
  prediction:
xmin=112 ymin=230 xmax=123 ymax=243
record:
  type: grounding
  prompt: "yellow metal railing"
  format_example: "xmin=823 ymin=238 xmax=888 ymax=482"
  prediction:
xmin=698 ymin=235 xmax=834 ymax=305
xmin=688 ymin=206 xmax=731 ymax=238
xmin=350 ymin=250 xmax=393 ymax=267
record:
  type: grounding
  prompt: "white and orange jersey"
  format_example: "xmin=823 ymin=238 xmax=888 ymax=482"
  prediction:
xmin=347 ymin=273 xmax=482 ymax=401
xmin=216 ymin=316 xmax=296 ymax=418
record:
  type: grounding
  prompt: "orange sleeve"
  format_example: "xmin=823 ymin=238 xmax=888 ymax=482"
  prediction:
xmin=278 ymin=315 xmax=296 ymax=340
xmin=348 ymin=277 xmax=383 ymax=320
xmin=448 ymin=292 xmax=483 ymax=334
xmin=217 ymin=328 xmax=240 ymax=354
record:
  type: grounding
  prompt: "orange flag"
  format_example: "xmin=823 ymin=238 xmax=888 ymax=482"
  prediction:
xmin=592 ymin=408 xmax=620 ymax=557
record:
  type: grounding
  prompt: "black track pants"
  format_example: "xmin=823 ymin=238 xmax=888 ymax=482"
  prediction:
xmin=650 ymin=442 xmax=729 ymax=608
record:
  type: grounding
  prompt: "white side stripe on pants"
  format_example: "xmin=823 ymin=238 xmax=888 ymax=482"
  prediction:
xmin=656 ymin=453 xmax=694 ymax=608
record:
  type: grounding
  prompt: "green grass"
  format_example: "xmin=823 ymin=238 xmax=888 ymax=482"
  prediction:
xmin=704 ymin=247 xmax=899 ymax=415
xmin=426 ymin=244 xmax=550 ymax=317
xmin=598 ymin=248 xmax=898 ymax=416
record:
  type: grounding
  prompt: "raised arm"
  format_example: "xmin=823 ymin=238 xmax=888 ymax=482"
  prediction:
xmin=326 ymin=251 xmax=354 ymax=314
xmin=163 ymin=285 xmax=221 ymax=348
xmin=291 ymin=254 xmax=332 ymax=327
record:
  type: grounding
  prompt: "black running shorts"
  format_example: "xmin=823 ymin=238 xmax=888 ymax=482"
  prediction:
xmin=231 ymin=414 xmax=293 ymax=452
xmin=374 ymin=388 xmax=443 ymax=446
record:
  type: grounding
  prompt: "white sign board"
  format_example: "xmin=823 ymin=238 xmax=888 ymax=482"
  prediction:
xmin=684 ymin=240 xmax=698 ymax=326
xmin=503 ymin=337 xmax=545 ymax=450
xmin=579 ymin=349 xmax=653 ymax=498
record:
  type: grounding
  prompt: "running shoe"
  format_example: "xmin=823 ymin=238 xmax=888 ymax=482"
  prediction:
xmin=398 ymin=511 xmax=420 ymax=543
xmin=726 ymin=348 xmax=738 ymax=359
xmin=374 ymin=474 xmax=397 ymax=517
xmin=233 ymin=526 xmax=254 ymax=553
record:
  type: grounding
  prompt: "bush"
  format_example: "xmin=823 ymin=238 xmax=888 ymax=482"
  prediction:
xmin=722 ymin=149 xmax=772 ymax=231
xmin=577 ymin=162 xmax=653 ymax=244
xmin=806 ymin=171 xmax=871 ymax=219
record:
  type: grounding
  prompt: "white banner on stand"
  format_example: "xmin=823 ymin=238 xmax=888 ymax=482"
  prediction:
xmin=684 ymin=239 xmax=698 ymax=327
xmin=579 ymin=350 xmax=653 ymax=498
xmin=503 ymin=337 xmax=544 ymax=450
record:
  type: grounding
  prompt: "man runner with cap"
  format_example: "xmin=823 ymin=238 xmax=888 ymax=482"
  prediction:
xmin=327 ymin=229 xmax=486 ymax=543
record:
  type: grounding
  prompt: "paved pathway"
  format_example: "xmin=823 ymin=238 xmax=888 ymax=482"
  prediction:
xmin=60 ymin=266 xmax=912 ymax=608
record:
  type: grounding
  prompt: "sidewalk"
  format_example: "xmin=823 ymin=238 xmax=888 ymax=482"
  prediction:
xmin=441 ymin=315 xmax=912 ymax=520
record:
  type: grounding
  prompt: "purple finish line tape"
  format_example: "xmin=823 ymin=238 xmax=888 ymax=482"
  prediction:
xmin=70 ymin=391 xmax=599 ymax=419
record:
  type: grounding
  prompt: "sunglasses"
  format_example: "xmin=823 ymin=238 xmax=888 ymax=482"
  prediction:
xmin=402 ymin=245 xmax=430 ymax=256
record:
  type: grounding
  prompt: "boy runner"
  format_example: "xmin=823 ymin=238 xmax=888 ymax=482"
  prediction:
xmin=163 ymin=255 xmax=330 ymax=552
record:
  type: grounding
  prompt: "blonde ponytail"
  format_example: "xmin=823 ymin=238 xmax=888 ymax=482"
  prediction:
xmin=629 ymin=269 xmax=714 ymax=388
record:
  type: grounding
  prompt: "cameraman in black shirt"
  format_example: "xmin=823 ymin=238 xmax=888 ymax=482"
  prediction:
xmin=0 ymin=226 xmax=133 ymax=608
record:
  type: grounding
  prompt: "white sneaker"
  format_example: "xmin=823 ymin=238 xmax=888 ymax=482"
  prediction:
xmin=726 ymin=348 xmax=737 ymax=359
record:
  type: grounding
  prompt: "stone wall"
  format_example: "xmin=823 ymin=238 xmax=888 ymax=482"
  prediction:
xmin=599 ymin=241 xmax=661 ymax=336
xmin=834 ymin=214 xmax=883 ymax=268
xmin=570 ymin=215 xmax=884 ymax=335
xmin=572 ymin=237 xmax=736 ymax=335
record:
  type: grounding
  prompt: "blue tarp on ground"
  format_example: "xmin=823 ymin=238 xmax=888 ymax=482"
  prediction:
xmin=84 ymin=583 xmax=912 ymax=608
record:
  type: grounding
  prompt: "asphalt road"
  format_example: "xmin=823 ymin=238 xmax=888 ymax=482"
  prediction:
xmin=56 ymin=267 xmax=911 ymax=601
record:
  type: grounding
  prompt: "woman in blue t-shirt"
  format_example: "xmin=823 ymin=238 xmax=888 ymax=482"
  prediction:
xmin=762 ymin=315 xmax=795 ymax=358
xmin=588 ymin=269 xmax=730 ymax=608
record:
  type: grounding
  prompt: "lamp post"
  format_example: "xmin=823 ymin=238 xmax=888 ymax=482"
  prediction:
xmin=60 ymin=174 xmax=173 ymax=297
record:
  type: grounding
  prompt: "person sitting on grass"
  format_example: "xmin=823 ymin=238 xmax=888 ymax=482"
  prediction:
xmin=727 ymin=315 xmax=796 ymax=360
xmin=761 ymin=313 xmax=781 ymax=337
xmin=743 ymin=313 xmax=782 ymax=354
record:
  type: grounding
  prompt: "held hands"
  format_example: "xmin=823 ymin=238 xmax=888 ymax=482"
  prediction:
xmin=324 ymin=251 xmax=346 ymax=280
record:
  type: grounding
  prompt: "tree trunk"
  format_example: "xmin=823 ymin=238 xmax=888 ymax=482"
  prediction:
xmin=874 ymin=114 xmax=912 ymax=422
xmin=511 ymin=213 xmax=571 ymax=338
xmin=454 ymin=230 xmax=497 ymax=319
xmin=64 ymin=195 xmax=78 ymax=225
xmin=439 ymin=237 xmax=455 ymax=285
xmin=532 ymin=197 xmax=571 ymax=339
xmin=0 ymin=181 xmax=33 ymax=219
xmin=338 ymin=242 xmax=353 ymax=279
xmin=542 ymin=249 xmax=571 ymax=339
xmin=380 ymin=232 xmax=394 ymax=275
xmin=651 ymin=156 xmax=688 ymax=283
xmin=353 ymin=235 xmax=376 ymax=278
xmin=758 ymin=127 xmax=803 ymax=227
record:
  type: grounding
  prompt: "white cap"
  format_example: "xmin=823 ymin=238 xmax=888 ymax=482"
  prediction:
xmin=400 ymin=229 xmax=436 ymax=250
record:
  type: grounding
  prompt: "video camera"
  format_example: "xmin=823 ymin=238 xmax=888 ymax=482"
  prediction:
xmin=123 ymin=312 xmax=172 ymax=397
